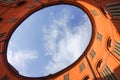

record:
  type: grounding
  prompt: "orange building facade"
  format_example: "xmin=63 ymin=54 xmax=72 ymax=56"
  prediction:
xmin=0 ymin=0 xmax=120 ymax=80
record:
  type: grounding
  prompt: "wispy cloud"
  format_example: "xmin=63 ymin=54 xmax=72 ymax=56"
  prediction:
xmin=7 ymin=46 xmax=38 ymax=76
xmin=7 ymin=5 xmax=92 ymax=77
xmin=43 ymin=7 xmax=92 ymax=74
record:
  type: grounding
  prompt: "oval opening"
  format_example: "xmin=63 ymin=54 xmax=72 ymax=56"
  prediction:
xmin=7 ymin=4 xmax=92 ymax=77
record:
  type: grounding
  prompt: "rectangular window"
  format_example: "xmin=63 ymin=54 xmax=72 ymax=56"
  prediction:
xmin=90 ymin=49 xmax=96 ymax=59
xmin=1 ymin=75 xmax=9 ymax=80
xmin=0 ymin=0 xmax=16 ymax=4
xmin=64 ymin=73 xmax=69 ymax=80
xmin=106 ymin=2 xmax=120 ymax=18
xmin=80 ymin=62 xmax=85 ymax=72
xmin=97 ymin=33 xmax=102 ymax=41
xmin=8 ymin=18 xmax=18 ymax=23
xmin=101 ymin=66 xmax=118 ymax=80
xmin=102 ymin=70 xmax=109 ymax=80
xmin=91 ymin=10 xmax=99 ymax=16
xmin=114 ymin=41 xmax=120 ymax=57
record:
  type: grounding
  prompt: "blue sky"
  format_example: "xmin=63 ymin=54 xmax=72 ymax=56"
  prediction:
xmin=7 ymin=5 xmax=92 ymax=77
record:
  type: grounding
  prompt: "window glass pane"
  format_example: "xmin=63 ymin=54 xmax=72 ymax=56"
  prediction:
xmin=90 ymin=49 xmax=96 ymax=59
xmin=91 ymin=10 xmax=99 ymax=16
xmin=80 ymin=62 xmax=85 ymax=72
xmin=64 ymin=73 xmax=69 ymax=80
xmin=97 ymin=33 xmax=102 ymax=41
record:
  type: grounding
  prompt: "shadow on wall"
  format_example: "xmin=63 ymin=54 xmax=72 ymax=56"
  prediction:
xmin=112 ymin=22 xmax=120 ymax=35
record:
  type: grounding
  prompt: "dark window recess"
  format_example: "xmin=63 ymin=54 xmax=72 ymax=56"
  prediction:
xmin=80 ymin=62 xmax=85 ymax=72
xmin=97 ymin=33 xmax=103 ymax=41
xmin=0 ymin=33 xmax=5 ymax=38
xmin=0 ymin=17 xmax=3 ymax=22
xmin=1 ymin=75 xmax=9 ymax=80
xmin=91 ymin=10 xmax=99 ymax=16
xmin=106 ymin=2 xmax=120 ymax=18
xmin=101 ymin=66 xmax=118 ymax=80
xmin=64 ymin=73 xmax=69 ymax=80
xmin=90 ymin=49 xmax=96 ymax=59
xmin=83 ymin=75 xmax=90 ymax=80
xmin=17 ymin=1 xmax=26 ymax=6
xmin=114 ymin=41 xmax=120 ymax=57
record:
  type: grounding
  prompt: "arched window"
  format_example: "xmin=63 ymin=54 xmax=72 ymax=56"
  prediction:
xmin=83 ymin=75 xmax=89 ymax=80
xmin=97 ymin=59 xmax=103 ymax=68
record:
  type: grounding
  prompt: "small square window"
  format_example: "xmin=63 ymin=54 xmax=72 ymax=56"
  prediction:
xmin=91 ymin=10 xmax=99 ymax=16
xmin=97 ymin=33 xmax=102 ymax=41
xmin=80 ymin=62 xmax=85 ymax=72
xmin=64 ymin=73 xmax=69 ymax=80
xmin=8 ymin=18 xmax=18 ymax=23
xmin=90 ymin=49 xmax=96 ymax=59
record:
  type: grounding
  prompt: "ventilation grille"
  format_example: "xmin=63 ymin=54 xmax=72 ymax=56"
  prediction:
xmin=106 ymin=2 xmax=120 ymax=18
xmin=114 ymin=41 xmax=120 ymax=57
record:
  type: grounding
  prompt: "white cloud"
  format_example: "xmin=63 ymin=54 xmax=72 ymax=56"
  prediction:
xmin=43 ymin=7 xmax=92 ymax=74
xmin=7 ymin=6 xmax=92 ymax=77
xmin=7 ymin=47 xmax=38 ymax=75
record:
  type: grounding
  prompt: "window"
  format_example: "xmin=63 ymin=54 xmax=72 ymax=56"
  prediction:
xmin=0 ymin=0 xmax=16 ymax=4
xmin=0 ymin=33 xmax=5 ymax=38
xmin=114 ymin=41 xmax=120 ymax=57
xmin=101 ymin=66 xmax=118 ymax=80
xmin=8 ymin=18 xmax=18 ymax=23
xmin=1 ymin=75 xmax=9 ymax=80
xmin=64 ymin=73 xmax=69 ymax=80
xmin=83 ymin=75 xmax=89 ymax=80
xmin=80 ymin=62 xmax=85 ymax=72
xmin=97 ymin=33 xmax=102 ymax=41
xmin=0 ymin=17 xmax=3 ymax=22
xmin=107 ymin=37 xmax=112 ymax=48
xmin=91 ymin=10 xmax=99 ymax=16
xmin=97 ymin=60 xmax=103 ymax=68
xmin=17 ymin=1 xmax=26 ymax=6
xmin=106 ymin=2 xmax=120 ymax=18
xmin=90 ymin=49 xmax=96 ymax=59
